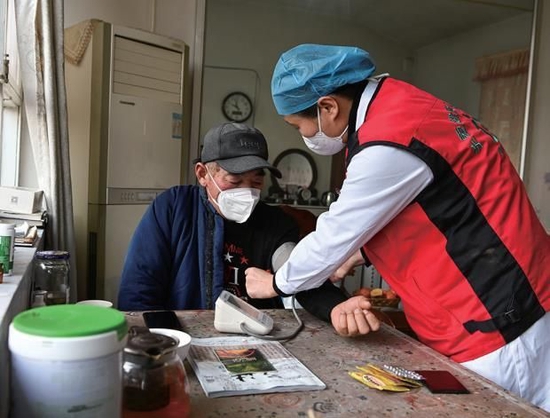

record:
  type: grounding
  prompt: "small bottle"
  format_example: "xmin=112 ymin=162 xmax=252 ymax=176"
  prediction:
xmin=32 ymin=251 xmax=70 ymax=305
xmin=0 ymin=223 xmax=15 ymax=275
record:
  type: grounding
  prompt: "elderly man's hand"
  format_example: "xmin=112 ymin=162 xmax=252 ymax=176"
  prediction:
xmin=245 ymin=267 xmax=278 ymax=299
xmin=330 ymin=296 xmax=381 ymax=337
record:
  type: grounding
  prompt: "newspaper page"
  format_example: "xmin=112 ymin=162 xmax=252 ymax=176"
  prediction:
xmin=187 ymin=336 xmax=326 ymax=398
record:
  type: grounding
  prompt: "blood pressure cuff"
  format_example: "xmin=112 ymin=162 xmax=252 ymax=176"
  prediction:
xmin=270 ymin=241 xmax=348 ymax=322
xmin=271 ymin=242 xmax=296 ymax=272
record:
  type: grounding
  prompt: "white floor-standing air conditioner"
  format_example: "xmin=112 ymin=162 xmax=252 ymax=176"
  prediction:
xmin=66 ymin=20 xmax=190 ymax=304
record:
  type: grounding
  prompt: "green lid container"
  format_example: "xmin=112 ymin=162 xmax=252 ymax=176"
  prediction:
xmin=9 ymin=304 xmax=128 ymax=361
xmin=9 ymin=304 xmax=128 ymax=418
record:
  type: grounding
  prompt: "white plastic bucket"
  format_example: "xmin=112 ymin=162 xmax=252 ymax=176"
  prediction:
xmin=9 ymin=304 xmax=128 ymax=418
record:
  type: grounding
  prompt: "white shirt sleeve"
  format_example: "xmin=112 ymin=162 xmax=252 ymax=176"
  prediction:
xmin=274 ymin=145 xmax=434 ymax=295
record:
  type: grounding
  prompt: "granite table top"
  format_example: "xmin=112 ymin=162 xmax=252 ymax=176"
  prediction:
xmin=124 ymin=309 xmax=549 ymax=418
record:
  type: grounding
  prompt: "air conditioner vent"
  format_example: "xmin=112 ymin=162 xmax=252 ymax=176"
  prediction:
xmin=113 ymin=35 xmax=183 ymax=103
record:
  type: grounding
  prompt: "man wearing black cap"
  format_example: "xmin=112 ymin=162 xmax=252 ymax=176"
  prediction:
xmin=117 ymin=122 xmax=348 ymax=315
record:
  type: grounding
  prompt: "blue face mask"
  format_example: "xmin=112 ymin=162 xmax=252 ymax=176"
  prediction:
xmin=302 ymin=107 xmax=348 ymax=156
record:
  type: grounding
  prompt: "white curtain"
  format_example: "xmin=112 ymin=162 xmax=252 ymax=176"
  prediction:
xmin=14 ymin=0 xmax=77 ymax=301
xmin=474 ymin=49 xmax=529 ymax=171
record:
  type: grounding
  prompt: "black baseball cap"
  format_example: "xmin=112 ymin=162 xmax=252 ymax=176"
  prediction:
xmin=198 ymin=122 xmax=282 ymax=178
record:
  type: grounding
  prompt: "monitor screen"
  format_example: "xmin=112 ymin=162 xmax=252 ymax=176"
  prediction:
xmin=225 ymin=293 xmax=263 ymax=320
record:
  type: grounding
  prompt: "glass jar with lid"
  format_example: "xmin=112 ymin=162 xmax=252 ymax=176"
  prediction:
xmin=32 ymin=250 xmax=70 ymax=307
xmin=123 ymin=331 xmax=190 ymax=418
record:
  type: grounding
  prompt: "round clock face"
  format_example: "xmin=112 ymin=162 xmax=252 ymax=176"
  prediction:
xmin=222 ymin=92 xmax=253 ymax=122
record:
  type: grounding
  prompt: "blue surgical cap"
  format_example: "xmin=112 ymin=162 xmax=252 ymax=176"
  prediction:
xmin=271 ymin=44 xmax=376 ymax=115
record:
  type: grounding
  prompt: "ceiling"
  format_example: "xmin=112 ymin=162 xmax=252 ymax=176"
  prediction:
xmin=255 ymin=0 xmax=535 ymax=50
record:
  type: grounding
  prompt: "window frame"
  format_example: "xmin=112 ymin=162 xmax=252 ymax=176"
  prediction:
xmin=0 ymin=0 xmax=22 ymax=187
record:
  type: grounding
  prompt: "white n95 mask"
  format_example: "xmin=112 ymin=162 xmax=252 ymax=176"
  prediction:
xmin=207 ymin=169 xmax=261 ymax=223
xmin=302 ymin=107 xmax=348 ymax=156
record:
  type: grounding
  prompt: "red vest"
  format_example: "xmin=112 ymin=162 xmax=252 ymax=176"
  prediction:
xmin=350 ymin=78 xmax=550 ymax=362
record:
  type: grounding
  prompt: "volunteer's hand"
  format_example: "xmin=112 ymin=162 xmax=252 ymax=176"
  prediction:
xmin=330 ymin=250 xmax=365 ymax=283
xmin=330 ymin=296 xmax=380 ymax=337
xmin=245 ymin=267 xmax=278 ymax=299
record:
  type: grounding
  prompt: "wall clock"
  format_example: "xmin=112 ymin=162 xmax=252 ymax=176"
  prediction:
xmin=222 ymin=92 xmax=253 ymax=122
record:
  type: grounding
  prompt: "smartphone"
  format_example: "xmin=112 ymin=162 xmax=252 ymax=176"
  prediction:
xmin=143 ymin=310 xmax=184 ymax=331
xmin=415 ymin=370 xmax=470 ymax=394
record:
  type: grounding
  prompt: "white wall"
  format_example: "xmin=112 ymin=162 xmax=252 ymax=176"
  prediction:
xmin=203 ymin=0 xmax=410 ymax=197
xmin=65 ymin=0 xmax=200 ymax=47
xmin=414 ymin=12 xmax=532 ymax=117
xmin=64 ymin=0 xmax=151 ymax=29
xmin=524 ymin=1 xmax=550 ymax=229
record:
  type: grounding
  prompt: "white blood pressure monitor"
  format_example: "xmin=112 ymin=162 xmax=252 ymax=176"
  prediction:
xmin=214 ymin=291 xmax=274 ymax=335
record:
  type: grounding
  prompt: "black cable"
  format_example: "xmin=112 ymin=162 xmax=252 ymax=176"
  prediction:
xmin=239 ymin=295 xmax=303 ymax=341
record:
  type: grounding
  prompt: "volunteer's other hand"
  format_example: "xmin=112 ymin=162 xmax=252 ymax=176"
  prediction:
xmin=245 ymin=267 xmax=278 ymax=299
xmin=330 ymin=250 xmax=365 ymax=283
xmin=330 ymin=296 xmax=380 ymax=337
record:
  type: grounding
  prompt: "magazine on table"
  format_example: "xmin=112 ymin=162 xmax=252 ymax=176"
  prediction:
xmin=187 ymin=336 xmax=326 ymax=398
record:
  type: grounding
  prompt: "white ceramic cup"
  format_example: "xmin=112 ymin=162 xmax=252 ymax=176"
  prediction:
xmin=149 ymin=328 xmax=192 ymax=360
xmin=76 ymin=299 xmax=114 ymax=308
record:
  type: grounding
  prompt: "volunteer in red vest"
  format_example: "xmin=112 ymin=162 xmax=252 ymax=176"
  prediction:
xmin=245 ymin=43 xmax=550 ymax=411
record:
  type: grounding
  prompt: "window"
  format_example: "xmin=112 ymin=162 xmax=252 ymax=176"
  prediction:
xmin=0 ymin=0 xmax=22 ymax=187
